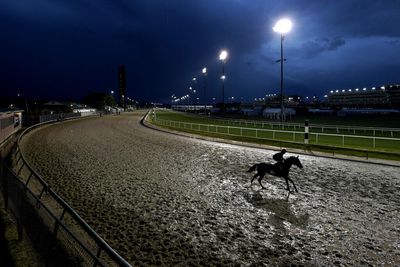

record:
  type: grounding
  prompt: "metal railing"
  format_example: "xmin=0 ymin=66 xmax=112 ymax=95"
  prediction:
xmin=2 ymin=118 xmax=131 ymax=266
xmin=39 ymin=112 xmax=82 ymax=123
xmin=208 ymin=118 xmax=400 ymax=137
xmin=170 ymin=110 xmax=400 ymax=137
xmin=152 ymin=116 xmax=400 ymax=151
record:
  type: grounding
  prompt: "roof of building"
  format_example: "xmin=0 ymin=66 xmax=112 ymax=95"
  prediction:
xmin=42 ymin=101 xmax=66 ymax=106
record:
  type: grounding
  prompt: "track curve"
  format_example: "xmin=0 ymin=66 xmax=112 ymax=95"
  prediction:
xmin=20 ymin=111 xmax=400 ymax=266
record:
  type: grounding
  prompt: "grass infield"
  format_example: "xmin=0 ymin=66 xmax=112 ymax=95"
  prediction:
xmin=150 ymin=110 xmax=400 ymax=161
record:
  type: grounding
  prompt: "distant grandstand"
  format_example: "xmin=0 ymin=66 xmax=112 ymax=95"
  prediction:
xmin=327 ymin=84 xmax=400 ymax=108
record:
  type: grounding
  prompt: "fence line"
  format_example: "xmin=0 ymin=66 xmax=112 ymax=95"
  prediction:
xmin=1 ymin=117 xmax=131 ymax=266
xmin=152 ymin=116 xmax=400 ymax=150
xmin=171 ymin=110 xmax=400 ymax=137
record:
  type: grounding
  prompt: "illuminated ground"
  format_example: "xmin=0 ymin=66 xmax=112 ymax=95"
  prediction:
xmin=20 ymin=111 xmax=400 ymax=266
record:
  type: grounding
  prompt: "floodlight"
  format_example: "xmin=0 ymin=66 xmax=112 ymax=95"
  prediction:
xmin=273 ymin=18 xmax=292 ymax=34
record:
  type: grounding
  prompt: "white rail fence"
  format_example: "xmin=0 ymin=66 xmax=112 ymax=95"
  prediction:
xmin=152 ymin=117 xmax=400 ymax=150
xmin=187 ymin=116 xmax=400 ymax=137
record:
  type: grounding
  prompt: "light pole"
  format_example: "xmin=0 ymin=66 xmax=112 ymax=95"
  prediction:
xmin=202 ymin=67 xmax=207 ymax=114
xmin=219 ymin=50 xmax=228 ymax=113
xmin=192 ymin=77 xmax=197 ymax=111
xmin=273 ymin=18 xmax=292 ymax=124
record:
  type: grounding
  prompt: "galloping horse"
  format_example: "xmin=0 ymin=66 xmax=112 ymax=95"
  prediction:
xmin=247 ymin=156 xmax=303 ymax=192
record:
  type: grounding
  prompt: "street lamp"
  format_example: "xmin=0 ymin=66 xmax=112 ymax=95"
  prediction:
xmin=219 ymin=50 xmax=228 ymax=113
xmin=273 ymin=18 xmax=292 ymax=124
xmin=202 ymin=67 xmax=207 ymax=114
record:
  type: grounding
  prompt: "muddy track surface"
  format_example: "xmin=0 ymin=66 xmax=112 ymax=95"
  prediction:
xmin=20 ymin=112 xmax=400 ymax=266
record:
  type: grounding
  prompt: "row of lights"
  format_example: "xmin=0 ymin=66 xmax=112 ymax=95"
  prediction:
xmin=172 ymin=18 xmax=291 ymax=117
xmin=254 ymin=94 xmax=278 ymax=101
xmin=173 ymin=50 xmax=229 ymax=108
xmin=330 ymin=86 xmax=385 ymax=94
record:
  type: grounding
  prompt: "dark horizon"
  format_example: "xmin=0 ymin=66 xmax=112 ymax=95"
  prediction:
xmin=1 ymin=1 xmax=399 ymax=103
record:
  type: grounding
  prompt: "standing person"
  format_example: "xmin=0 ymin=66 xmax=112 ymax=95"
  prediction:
xmin=273 ymin=148 xmax=287 ymax=173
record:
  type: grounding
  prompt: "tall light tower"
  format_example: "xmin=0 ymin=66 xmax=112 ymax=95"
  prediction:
xmin=202 ymin=67 xmax=207 ymax=114
xmin=191 ymin=77 xmax=197 ymax=111
xmin=273 ymin=18 xmax=292 ymax=124
xmin=219 ymin=50 xmax=228 ymax=113
xmin=118 ymin=65 xmax=127 ymax=111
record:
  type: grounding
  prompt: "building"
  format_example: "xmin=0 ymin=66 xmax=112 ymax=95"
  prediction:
xmin=118 ymin=65 xmax=126 ymax=109
xmin=0 ymin=109 xmax=23 ymax=145
xmin=327 ymin=84 xmax=400 ymax=108
xmin=263 ymin=108 xmax=296 ymax=120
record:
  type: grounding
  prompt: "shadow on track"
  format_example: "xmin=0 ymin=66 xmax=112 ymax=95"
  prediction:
xmin=245 ymin=190 xmax=309 ymax=228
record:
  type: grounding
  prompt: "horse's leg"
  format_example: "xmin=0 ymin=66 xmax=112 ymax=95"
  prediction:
xmin=251 ymin=173 xmax=259 ymax=184
xmin=258 ymin=174 xmax=266 ymax=189
xmin=284 ymin=177 xmax=290 ymax=191
xmin=285 ymin=191 xmax=291 ymax=201
xmin=287 ymin=177 xmax=298 ymax=192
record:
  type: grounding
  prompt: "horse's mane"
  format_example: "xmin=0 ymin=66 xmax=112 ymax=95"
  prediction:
xmin=285 ymin=156 xmax=297 ymax=161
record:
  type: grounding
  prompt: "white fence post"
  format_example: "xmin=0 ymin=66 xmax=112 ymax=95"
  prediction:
xmin=304 ymin=120 xmax=309 ymax=144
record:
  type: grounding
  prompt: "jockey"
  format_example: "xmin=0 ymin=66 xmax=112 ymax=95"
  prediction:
xmin=273 ymin=148 xmax=287 ymax=172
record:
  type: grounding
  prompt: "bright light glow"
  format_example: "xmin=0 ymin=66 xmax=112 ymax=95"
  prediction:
xmin=193 ymin=77 xmax=196 ymax=81
xmin=330 ymin=90 xmax=334 ymax=93
xmin=363 ymin=88 xmax=367 ymax=91
xmin=202 ymin=67 xmax=207 ymax=74
xmin=372 ymin=87 xmax=376 ymax=90
xmin=189 ymin=87 xmax=192 ymax=90
xmin=219 ymin=50 xmax=228 ymax=61
xmin=335 ymin=90 xmax=339 ymax=93
xmin=273 ymin=18 xmax=293 ymax=34
xmin=355 ymin=88 xmax=359 ymax=91
xmin=324 ymin=95 xmax=328 ymax=98
xmin=221 ymin=75 xmax=226 ymax=80
xmin=381 ymin=86 xmax=385 ymax=90
xmin=342 ymin=90 xmax=345 ymax=92
xmin=111 ymin=90 xmax=114 ymax=94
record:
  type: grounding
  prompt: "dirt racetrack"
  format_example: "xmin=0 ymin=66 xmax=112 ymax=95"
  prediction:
xmin=20 ymin=111 xmax=400 ymax=266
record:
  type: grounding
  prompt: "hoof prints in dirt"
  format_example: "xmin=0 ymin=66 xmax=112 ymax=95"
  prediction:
xmin=20 ymin=113 xmax=400 ymax=266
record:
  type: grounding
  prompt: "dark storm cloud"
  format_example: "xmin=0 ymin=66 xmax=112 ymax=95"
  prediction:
xmin=385 ymin=39 xmax=400 ymax=46
xmin=1 ymin=0 xmax=399 ymax=102
xmin=301 ymin=36 xmax=346 ymax=58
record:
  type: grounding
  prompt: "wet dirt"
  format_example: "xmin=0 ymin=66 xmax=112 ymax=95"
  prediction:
xmin=20 ymin=112 xmax=400 ymax=266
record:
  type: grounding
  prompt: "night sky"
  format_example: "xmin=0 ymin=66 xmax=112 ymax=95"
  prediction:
xmin=1 ymin=0 xmax=399 ymax=103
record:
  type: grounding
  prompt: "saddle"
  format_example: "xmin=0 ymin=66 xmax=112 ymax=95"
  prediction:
xmin=271 ymin=161 xmax=284 ymax=175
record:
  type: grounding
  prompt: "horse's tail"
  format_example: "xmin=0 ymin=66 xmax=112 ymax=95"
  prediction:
xmin=247 ymin=164 xmax=258 ymax=173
